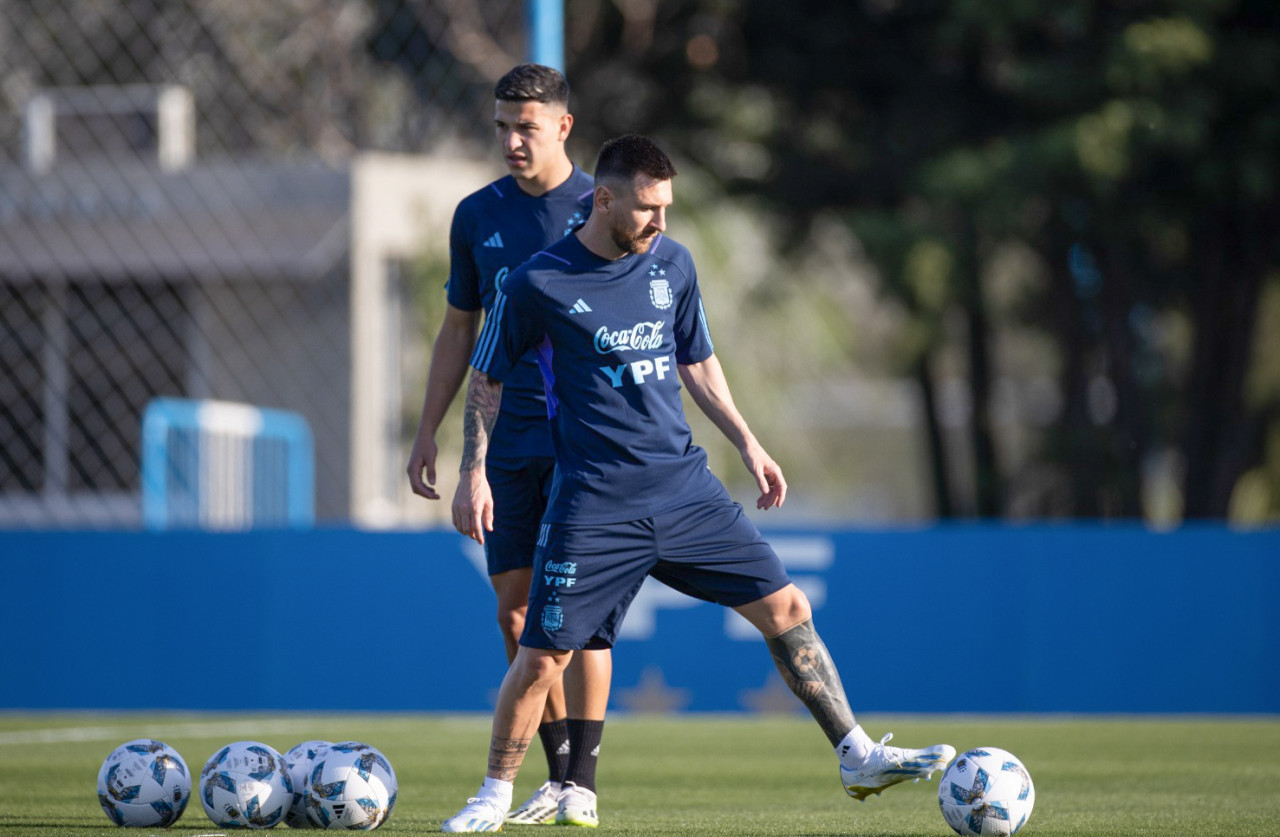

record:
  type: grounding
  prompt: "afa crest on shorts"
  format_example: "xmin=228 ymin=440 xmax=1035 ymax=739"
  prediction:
xmin=649 ymin=278 xmax=672 ymax=310
xmin=541 ymin=603 xmax=563 ymax=632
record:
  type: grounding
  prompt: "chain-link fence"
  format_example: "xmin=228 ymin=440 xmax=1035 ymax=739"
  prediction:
xmin=0 ymin=0 xmax=531 ymax=528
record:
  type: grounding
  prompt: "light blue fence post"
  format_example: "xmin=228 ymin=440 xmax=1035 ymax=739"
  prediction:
xmin=141 ymin=398 xmax=314 ymax=530
xmin=527 ymin=0 xmax=564 ymax=70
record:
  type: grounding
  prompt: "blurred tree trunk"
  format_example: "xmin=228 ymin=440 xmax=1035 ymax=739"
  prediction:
xmin=1183 ymin=202 xmax=1268 ymax=517
xmin=959 ymin=221 xmax=1003 ymax=517
xmin=1098 ymin=233 xmax=1145 ymax=518
xmin=1045 ymin=233 xmax=1100 ymax=517
xmin=915 ymin=355 xmax=954 ymax=518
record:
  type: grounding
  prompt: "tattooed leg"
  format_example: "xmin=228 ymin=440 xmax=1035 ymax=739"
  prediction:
xmin=483 ymin=647 xmax=572 ymax=782
xmin=765 ymin=619 xmax=856 ymax=747
xmin=488 ymin=736 xmax=531 ymax=782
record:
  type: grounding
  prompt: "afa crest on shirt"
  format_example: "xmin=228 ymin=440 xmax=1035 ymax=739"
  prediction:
xmin=649 ymin=278 xmax=673 ymax=310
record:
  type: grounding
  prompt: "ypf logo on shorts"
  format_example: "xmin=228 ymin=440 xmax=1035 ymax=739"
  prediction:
xmin=544 ymin=559 xmax=578 ymax=588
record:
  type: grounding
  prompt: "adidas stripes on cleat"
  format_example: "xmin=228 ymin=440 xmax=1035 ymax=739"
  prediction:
xmin=840 ymin=733 xmax=956 ymax=802
xmin=442 ymin=796 xmax=507 ymax=833
xmin=504 ymin=781 xmax=560 ymax=825
xmin=555 ymin=783 xmax=599 ymax=828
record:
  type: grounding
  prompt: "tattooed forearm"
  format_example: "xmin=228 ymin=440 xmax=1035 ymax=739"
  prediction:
xmin=765 ymin=619 xmax=856 ymax=747
xmin=487 ymin=736 xmax=531 ymax=781
xmin=459 ymin=369 xmax=503 ymax=473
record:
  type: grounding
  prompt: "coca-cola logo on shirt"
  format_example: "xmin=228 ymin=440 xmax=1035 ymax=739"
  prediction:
xmin=593 ymin=321 xmax=666 ymax=354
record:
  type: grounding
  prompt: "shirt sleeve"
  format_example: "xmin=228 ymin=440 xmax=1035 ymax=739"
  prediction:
xmin=470 ymin=270 xmax=542 ymax=382
xmin=673 ymin=257 xmax=715 ymax=365
xmin=445 ymin=205 xmax=482 ymax=311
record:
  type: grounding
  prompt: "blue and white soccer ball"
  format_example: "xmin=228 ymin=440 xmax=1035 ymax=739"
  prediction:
xmin=302 ymin=741 xmax=398 ymax=830
xmin=283 ymin=739 xmax=332 ymax=828
xmin=199 ymin=740 xmax=293 ymax=829
xmin=96 ymin=738 xmax=191 ymax=827
xmin=938 ymin=747 xmax=1035 ymax=836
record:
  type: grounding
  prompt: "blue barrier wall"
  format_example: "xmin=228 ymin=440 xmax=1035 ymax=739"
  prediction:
xmin=1 ymin=527 xmax=1276 ymax=713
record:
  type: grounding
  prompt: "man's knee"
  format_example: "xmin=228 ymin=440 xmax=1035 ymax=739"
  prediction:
xmin=771 ymin=585 xmax=813 ymax=634
xmin=736 ymin=583 xmax=813 ymax=638
xmin=491 ymin=567 xmax=534 ymax=640
xmin=512 ymin=647 xmax=572 ymax=687
xmin=496 ymin=604 xmax=527 ymax=643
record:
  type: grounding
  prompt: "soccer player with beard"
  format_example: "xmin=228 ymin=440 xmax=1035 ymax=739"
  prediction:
xmin=440 ymin=135 xmax=955 ymax=833
xmin=406 ymin=63 xmax=611 ymax=827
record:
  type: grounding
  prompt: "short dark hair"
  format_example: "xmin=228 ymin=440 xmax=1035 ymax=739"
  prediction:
xmin=494 ymin=63 xmax=570 ymax=106
xmin=594 ymin=135 xmax=678 ymax=187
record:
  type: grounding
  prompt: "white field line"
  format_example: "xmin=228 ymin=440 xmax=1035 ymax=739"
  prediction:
xmin=0 ymin=718 xmax=319 ymax=746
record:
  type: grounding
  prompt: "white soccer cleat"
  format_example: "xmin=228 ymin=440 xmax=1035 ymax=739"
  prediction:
xmin=840 ymin=733 xmax=956 ymax=802
xmin=442 ymin=796 xmax=507 ymax=832
xmin=555 ymin=783 xmax=599 ymax=828
xmin=504 ymin=780 xmax=561 ymax=825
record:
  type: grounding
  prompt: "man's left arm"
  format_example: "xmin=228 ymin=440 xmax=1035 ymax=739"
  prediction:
xmin=452 ymin=368 xmax=504 ymax=543
xmin=679 ymin=354 xmax=787 ymax=510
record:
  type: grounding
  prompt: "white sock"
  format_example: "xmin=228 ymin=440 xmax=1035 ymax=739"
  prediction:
xmin=836 ymin=725 xmax=876 ymax=768
xmin=478 ymin=776 xmax=514 ymax=810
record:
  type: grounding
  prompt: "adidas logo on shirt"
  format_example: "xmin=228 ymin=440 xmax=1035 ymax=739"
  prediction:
xmin=483 ymin=232 xmax=504 ymax=248
xmin=569 ymin=299 xmax=592 ymax=314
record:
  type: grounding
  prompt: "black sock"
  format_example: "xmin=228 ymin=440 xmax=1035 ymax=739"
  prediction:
xmin=563 ymin=719 xmax=604 ymax=792
xmin=538 ymin=718 xmax=570 ymax=784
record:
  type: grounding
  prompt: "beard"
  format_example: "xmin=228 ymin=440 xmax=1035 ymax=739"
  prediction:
xmin=609 ymin=220 xmax=658 ymax=255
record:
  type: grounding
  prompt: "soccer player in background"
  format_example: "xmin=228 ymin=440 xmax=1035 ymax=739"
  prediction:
xmin=406 ymin=63 xmax=612 ymax=827
xmin=440 ymin=134 xmax=955 ymax=833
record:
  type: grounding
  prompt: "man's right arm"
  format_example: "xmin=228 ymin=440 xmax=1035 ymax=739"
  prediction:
xmin=448 ymin=266 xmax=534 ymax=540
xmin=406 ymin=304 xmax=481 ymax=500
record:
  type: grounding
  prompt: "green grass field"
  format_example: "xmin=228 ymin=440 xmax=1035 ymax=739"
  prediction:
xmin=2 ymin=713 xmax=1277 ymax=835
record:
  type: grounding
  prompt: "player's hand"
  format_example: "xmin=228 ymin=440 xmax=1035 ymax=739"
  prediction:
xmin=744 ymin=444 xmax=787 ymax=510
xmin=406 ymin=434 xmax=440 ymax=500
xmin=452 ymin=468 xmax=495 ymax=544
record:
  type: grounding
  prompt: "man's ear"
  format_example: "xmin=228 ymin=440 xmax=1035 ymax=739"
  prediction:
xmin=593 ymin=184 xmax=612 ymax=213
xmin=558 ymin=112 xmax=573 ymax=141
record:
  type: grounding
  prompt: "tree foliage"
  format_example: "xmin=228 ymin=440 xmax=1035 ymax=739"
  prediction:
xmin=7 ymin=0 xmax=1274 ymax=521
xmin=561 ymin=0 xmax=1280 ymax=522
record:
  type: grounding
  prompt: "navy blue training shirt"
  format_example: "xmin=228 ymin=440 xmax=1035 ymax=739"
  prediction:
xmin=446 ymin=168 xmax=593 ymax=460
xmin=472 ymin=232 xmax=728 ymax=524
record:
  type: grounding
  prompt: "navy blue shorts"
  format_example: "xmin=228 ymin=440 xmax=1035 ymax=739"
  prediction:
xmin=484 ymin=457 xmax=555 ymax=576
xmin=521 ymin=498 xmax=792 ymax=650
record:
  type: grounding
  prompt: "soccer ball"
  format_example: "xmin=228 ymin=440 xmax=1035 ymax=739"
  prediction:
xmin=199 ymin=741 xmax=293 ymax=829
xmin=97 ymin=739 xmax=191 ymax=827
xmin=302 ymin=741 xmax=398 ymax=830
xmin=938 ymin=747 xmax=1035 ymax=836
xmin=283 ymin=740 xmax=332 ymax=828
